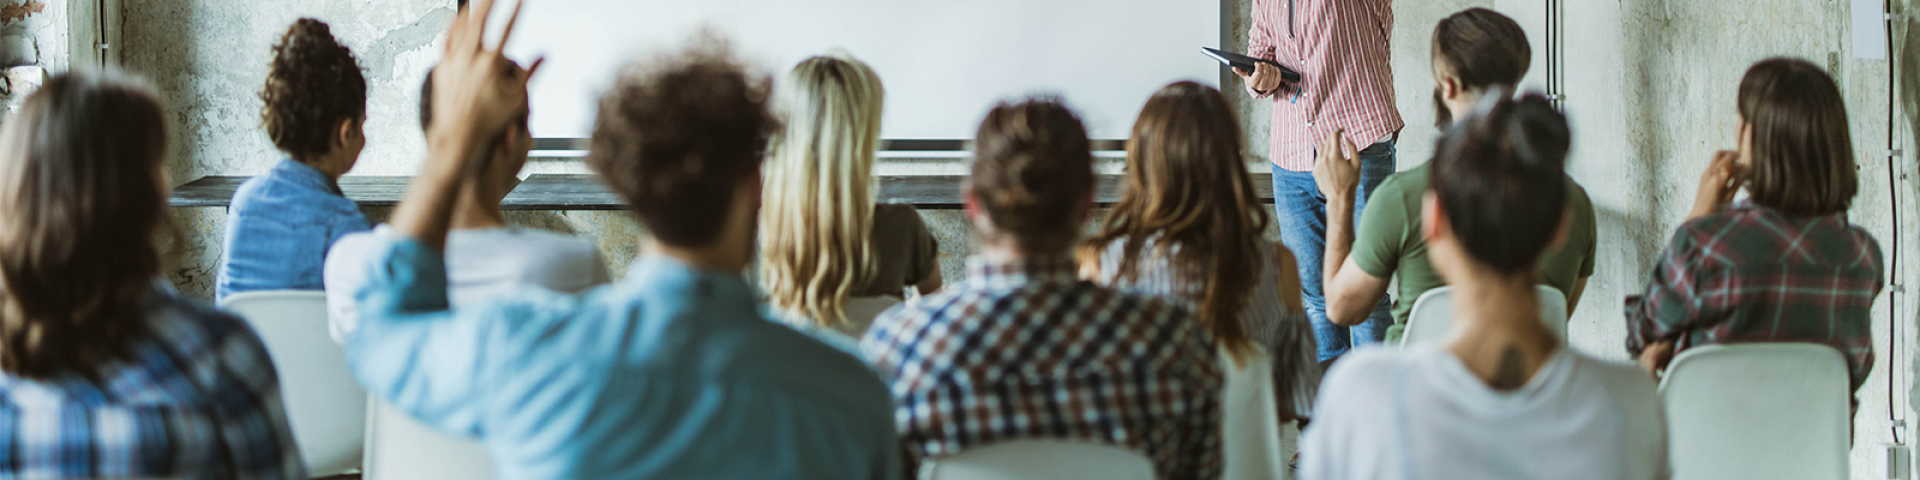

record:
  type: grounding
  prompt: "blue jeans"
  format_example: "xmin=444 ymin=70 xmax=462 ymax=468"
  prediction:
xmin=1273 ymin=140 xmax=1397 ymax=362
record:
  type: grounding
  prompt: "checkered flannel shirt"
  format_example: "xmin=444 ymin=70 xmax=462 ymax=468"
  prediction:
xmin=1626 ymin=202 xmax=1885 ymax=391
xmin=862 ymin=254 xmax=1224 ymax=480
xmin=0 ymin=290 xmax=305 ymax=479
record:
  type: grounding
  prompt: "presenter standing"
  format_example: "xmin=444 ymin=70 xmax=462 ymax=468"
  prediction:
xmin=1238 ymin=0 xmax=1401 ymax=364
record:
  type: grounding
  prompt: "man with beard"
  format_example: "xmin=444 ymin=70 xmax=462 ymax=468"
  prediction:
xmin=1315 ymin=8 xmax=1598 ymax=341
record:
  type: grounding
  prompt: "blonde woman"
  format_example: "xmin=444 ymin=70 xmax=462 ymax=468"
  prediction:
xmin=761 ymin=54 xmax=941 ymax=337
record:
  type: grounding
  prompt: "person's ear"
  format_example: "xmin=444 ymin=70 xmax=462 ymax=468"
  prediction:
xmin=1546 ymin=206 xmax=1572 ymax=252
xmin=1441 ymin=76 xmax=1464 ymax=103
xmin=1420 ymin=192 xmax=1445 ymax=243
xmin=335 ymin=117 xmax=360 ymax=149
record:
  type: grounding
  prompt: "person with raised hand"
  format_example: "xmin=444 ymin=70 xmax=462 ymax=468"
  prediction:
xmin=1299 ymin=94 xmax=1667 ymax=480
xmin=341 ymin=2 xmax=900 ymax=478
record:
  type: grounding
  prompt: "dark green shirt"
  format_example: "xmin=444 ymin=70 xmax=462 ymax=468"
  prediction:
xmin=1349 ymin=164 xmax=1598 ymax=341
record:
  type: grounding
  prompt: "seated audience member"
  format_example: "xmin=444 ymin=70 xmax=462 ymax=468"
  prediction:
xmin=1627 ymin=58 xmax=1884 ymax=393
xmin=218 ymin=18 xmax=373 ymax=301
xmin=0 ymin=70 xmax=303 ymax=478
xmin=760 ymin=53 xmax=940 ymax=338
xmin=325 ymin=69 xmax=610 ymax=343
xmin=1080 ymin=80 xmax=1319 ymax=421
xmin=344 ymin=6 xmax=900 ymax=477
xmin=1319 ymin=8 xmax=1598 ymax=341
xmin=863 ymin=97 xmax=1224 ymax=480
xmin=1300 ymin=94 xmax=1667 ymax=480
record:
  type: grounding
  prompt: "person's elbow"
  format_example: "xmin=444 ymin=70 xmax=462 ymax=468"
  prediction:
xmin=1324 ymin=291 xmax=1372 ymax=327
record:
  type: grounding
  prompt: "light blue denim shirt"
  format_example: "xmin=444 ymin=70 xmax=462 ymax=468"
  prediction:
xmin=344 ymin=235 xmax=902 ymax=480
xmin=217 ymin=159 xmax=370 ymax=301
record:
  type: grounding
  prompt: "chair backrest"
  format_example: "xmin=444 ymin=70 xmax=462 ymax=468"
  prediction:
xmin=836 ymin=296 xmax=905 ymax=338
xmin=919 ymin=440 xmax=1156 ymax=480
xmin=1218 ymin=345 xmax=1285 ymax=480
xmin=1659 ymin=343 xmax=1851 ymax=480
xmin=219 ymin=290 xmax=366 ymax=476
xmin=363 ymin=399 xmax=495 ymax=480
xmin=1400 ymin=285 xmax=1568 ymax=346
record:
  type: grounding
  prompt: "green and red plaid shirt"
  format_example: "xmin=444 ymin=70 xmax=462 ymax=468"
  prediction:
xmin=1625 ymin=202 xmax=1885 ymax=392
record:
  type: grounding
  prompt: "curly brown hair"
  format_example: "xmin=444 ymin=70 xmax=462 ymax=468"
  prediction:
xmin=260 ymin=18 xmax=366 ymax=162
xmin=585 ymin=36 xmax=778 ymax=247
xmin=969 ymin=97 xmax=1096 ymax=253
xmin=0 ymin=70 xmax=177 ymax=379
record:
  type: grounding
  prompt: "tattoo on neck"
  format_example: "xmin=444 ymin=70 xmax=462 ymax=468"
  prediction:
xmin=1490 ymin=345 xmax=1528 ymax=390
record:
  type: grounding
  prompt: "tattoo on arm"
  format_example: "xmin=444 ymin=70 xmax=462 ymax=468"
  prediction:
xmin=1490 ymin=345 xmax=1529 ymax=390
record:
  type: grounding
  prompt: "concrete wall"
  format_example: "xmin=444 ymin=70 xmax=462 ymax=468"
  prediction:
xmin=122 ymin=1 xmax=1917 ymax=478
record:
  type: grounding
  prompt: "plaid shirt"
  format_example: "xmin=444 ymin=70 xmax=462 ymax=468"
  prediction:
xmin=861 ymin=254 xmax=1224 ymax=480
xmin=0 ymin=289 xmax=305 ymax=479
xmin=1626 ymin=203 xmax=1885 ymax=391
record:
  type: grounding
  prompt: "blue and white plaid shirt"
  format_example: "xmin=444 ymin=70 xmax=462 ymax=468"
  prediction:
xmin=0 ymin=289 xmax=305 ymax=479
xmin=861 ymin=254 xmax=1225 ymax=480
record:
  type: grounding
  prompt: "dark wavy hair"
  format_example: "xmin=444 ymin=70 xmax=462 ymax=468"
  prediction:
xmin=0 ymin=70 xmax=177 ymax=379
xmin=1083 ymin=81 xmax=1266 ymax=360
xmin=1429 ymin=93 xmax=1570 ymax=274
xmin=970 ymin=97 xmax=1096 ymax=253
xmin=1431 ymin=8 xmax=1531 ymax=127
xmin=585 ymin=36 xmax=779 ymax=247
xmin=260 ymin=18 xmax=366 ymax=162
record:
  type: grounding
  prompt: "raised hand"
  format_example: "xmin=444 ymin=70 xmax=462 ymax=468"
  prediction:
xmin=1311 ymin=128 xmax=1362 ymax=199
xmin=427 ymin=0 xmax=543 ymax=175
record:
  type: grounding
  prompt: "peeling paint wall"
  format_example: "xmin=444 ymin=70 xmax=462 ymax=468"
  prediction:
xmin=125 ymin=1 xmax=1917 ymax=477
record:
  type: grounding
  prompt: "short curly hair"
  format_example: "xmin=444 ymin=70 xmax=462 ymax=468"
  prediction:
xmin=260 ymin=18 xmax=366 ymax=162
xmin=585 ymin=36 xmax=778 ymax=247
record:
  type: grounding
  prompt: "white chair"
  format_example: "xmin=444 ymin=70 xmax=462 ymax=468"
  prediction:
xmin=1399 ymin=285 xmax=1568 ymax=346
xmin=220 ymin=290 xmax=366 ymax=476
xmin=363 ymin=399 xmax=495 ymax=480
xmin=836 ymin=296 xmax=905 ymax=338
xmin=1219 ymin=345 xmax=1286 ymax=480
xmin=1658 ymin=344 xmax=1851 ymax=480
xmin=919 ymin=440 xmax=1155 ymax=480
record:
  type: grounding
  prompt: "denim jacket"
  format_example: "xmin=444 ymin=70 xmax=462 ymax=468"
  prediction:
xmin=216 ymin=159 xmax=370 ymax=301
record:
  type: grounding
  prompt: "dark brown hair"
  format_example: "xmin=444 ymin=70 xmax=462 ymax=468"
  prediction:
xmin=1431 ymin=8 xmax=1530 ymax=126
xmin=1082 ymin=82 xmax=1266 ymax=360
xmin=585 ymin=37 xmax=778 ymax=247
xmin=970 ymin=97 xmax=1096 ymax=253
xmin=0 ymin=70 xmax=176 ymax=379
xmin=1737 ymin=57 xmax=1858 ymax=217
xmin=1429 ymin=93 xmax=1569 ymax=274
xmin=261 ymin=18 xmax=366 ymax=162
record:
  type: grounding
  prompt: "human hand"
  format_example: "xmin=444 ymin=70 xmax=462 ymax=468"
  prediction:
xmin=1687 ymin=150 xmax=1746 ymax=221
xmin=428 ymin=0 xmax=544 ymax=175
xmin=1637 ymin=340 xmax=1676 ymax=378
xmin=1311 ymin=128 xmax=1361 ymax=200
xmin=1235 ymin=62 xmax=1290 ymax=94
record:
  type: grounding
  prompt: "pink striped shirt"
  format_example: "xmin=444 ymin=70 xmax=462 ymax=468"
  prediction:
xmin=1248 ymin=0 xmax=1404 ymax=172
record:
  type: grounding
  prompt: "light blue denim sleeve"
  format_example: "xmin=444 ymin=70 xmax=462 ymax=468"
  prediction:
xmin=344 ymin=236 xmax=491 ymax=438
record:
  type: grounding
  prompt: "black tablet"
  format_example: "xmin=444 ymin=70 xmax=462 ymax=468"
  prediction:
xmin=1202 ymin=47 xmax=1302 ymax=82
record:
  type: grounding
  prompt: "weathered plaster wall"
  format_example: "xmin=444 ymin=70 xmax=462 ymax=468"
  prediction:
xmin=127 ymin=1 xmax=1918 ymax=477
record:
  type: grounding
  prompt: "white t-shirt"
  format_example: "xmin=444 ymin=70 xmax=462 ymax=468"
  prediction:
xmin=1300 ymin=344 xmax=1669 ymax=480
xmin=324 ymin=225 xmax=612 ymax=343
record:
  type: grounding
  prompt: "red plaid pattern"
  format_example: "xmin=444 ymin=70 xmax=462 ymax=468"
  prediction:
xmin=1248 ymin=0 xmax=1404 ymax=171
xmin=1625 ymin=202 xmax=1885 ymax=391
xmin=861 ymin=254 xmax=1224 ymax=480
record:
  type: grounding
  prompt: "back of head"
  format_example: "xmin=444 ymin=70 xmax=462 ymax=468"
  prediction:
xmin=1738 ymin=57 xmax=1857 ymax=217
xmin=260 ymin=18 xmax=367 ymax=162
xmin=1428 ymin=93 xmax=1569 ymax=274
xmin=760 ymin=54 xmax=886 ymax=326
xmin=1431 ymin=8 xmax=1530 ymax=126
xmin=586 ymin=36 xmax=778 ymax=248
xmin=0 ymin=70 xmax=173 ymax=379
xmin=1087 ymin=81 xmax=1266 ymax=358
xmin=970 ymin=97 xmax=1095 ymax=254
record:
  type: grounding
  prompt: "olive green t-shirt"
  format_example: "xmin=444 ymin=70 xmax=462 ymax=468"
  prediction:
xmin=1350 ymin=164 xmax=1597 ymax=341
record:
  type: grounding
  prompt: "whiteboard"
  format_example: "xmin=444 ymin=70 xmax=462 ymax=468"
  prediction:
xmin=498 ymin=0 xmax=1222 ymax=140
